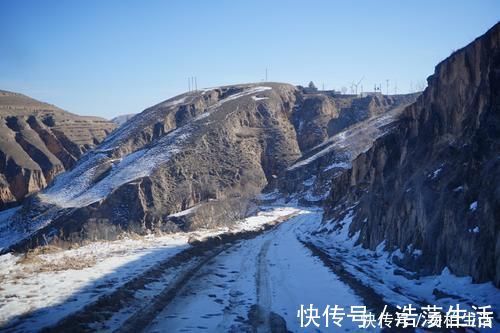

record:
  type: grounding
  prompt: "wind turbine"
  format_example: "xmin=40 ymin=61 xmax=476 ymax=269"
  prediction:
xmin=352 ymin=76 xmax=364 ymax=95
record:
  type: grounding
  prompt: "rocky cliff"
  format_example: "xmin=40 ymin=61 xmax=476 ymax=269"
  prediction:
xmin=322 ymin=23 xmax=500 ymax=286
xmin=0 ymin=84 xmax=415 ymax=252
xmin=0 ymin=90 xmax=116 ymax=209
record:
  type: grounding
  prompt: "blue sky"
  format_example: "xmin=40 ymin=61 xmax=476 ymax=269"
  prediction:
xmin=1 ymin=1 xmax=498 ymax=119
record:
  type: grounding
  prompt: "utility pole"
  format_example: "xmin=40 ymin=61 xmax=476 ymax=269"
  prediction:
xmin=322 ymin=83 xmax=324 ymax=91
xmin=195 ymin=77 xmax=198 ymax=91
xmin=386 ymin=79 xmax=389 ymax=95
xmin=265 ymin=68 xmax=268 ymax=82
xmin=188 ymin=77 xmax=191 ymax=92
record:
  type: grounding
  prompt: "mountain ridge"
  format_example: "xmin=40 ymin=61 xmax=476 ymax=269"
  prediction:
xmin=0 ymin=83 xmax=417 ymax=252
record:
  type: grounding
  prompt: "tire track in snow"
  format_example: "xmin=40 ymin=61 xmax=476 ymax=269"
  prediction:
xmin=254 ymin=239 xmax=273 ymax=332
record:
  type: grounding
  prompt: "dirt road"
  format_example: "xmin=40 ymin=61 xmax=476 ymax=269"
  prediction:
xmin=141 ymin=210 xmax=363 ymax=332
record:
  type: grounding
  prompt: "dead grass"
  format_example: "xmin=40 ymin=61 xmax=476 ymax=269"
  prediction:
xmin=36 ymin=256 xmax=97 ymax=272
xmin=18 ymin=245 xmax=62 ymax=265
xmin=16 ymin=245 xmax=97 ymax=273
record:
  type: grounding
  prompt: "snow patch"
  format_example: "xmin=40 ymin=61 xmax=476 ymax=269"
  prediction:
xmin=168 ymin=206 xmax=199 ymax=217
xmin=429 ymin=167 xmax=443 ymax=179
xmin=210 ymin=86 xmax=271 ymax=109
xmin=192 ymin=86 xmax=272 ymax=123
xmin=323 ymin=160 xmax=350 ymax=172
xmin=468 ymin=226 xmax=480 ymax=233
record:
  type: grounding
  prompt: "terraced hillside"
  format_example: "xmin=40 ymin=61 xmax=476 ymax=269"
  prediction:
xmin=0 ymin=90 xmax=116 ymax=209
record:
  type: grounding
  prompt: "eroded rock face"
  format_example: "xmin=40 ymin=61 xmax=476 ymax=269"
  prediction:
xmin=323 ymin=23 xmax=500 ymax=286
xmin=1 ymin=83 xmax=415 ymax=251
xmin=0 ymin=90 xmax=116 ymax=209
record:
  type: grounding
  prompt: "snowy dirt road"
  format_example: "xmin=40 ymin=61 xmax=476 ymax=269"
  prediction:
xmin=141 ymin=210 xmax=365 ymax=333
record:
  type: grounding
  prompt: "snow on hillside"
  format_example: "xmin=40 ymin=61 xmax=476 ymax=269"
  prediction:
xmin=211 ymin=86 xmax=271 ymax=109
xmin=288 ymin=107 xmax=402 ymax=171
xmin=100 ymin=95 xmax=189 ymax=150
xmin=39 ymin=125 xmax=191 ymax=208
xmin=39 ymin=85 xmax=273 ymax=209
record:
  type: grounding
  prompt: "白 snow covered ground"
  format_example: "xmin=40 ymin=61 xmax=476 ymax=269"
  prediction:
xmin=0 ymin=207 xmax=298 ymax=332
xmin=144 ymin=209 xmax=364 ymax=332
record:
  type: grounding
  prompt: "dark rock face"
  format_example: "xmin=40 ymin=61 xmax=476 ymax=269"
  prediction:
xmin=1 ymin=83 xmax=415 ymax=251
xmin=323 ymin=23 xmax=500 ymax=286
xmin=0 ymin=90 xmax=116 ymax=209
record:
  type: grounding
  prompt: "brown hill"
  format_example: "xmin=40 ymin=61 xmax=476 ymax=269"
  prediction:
xmin=0 ymin=90 xmax=116 ymax=209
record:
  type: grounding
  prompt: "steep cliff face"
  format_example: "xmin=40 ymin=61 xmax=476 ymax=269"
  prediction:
xmin=0 ymin=83 xmax=415 ymax=251
xmin=0 ymin=90 xmax=116 ymax=209
xmin=323 ymin=23 xmax=500 ymax=286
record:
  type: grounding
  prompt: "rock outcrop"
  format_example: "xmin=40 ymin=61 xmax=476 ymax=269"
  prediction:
xmin=0 ymin=84 xmax=415 ymax=251
xmin=322 ymin=23 xmax=500 ymax=286
xmin=0 ymin=90 xmax=116 ymax=209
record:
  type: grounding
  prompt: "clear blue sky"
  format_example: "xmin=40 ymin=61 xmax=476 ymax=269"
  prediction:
xmin=1 ymin=0 xmax=498 ymax=119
